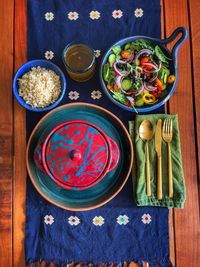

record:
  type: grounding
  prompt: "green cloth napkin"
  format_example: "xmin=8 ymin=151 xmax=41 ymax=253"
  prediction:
xmin=129 ymin=114 xmax=186 ymax=208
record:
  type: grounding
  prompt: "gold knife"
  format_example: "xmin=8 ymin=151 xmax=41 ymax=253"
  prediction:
xmin=155 ymin=119 xmax=162 ymax=200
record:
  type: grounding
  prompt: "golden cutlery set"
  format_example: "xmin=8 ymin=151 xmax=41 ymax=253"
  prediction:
xmin=139 ymin=118 xmax=173 ymax=199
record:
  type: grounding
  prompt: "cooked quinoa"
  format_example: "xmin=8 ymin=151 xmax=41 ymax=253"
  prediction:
xmin=18 ymin=66 xmax=61 ymax=108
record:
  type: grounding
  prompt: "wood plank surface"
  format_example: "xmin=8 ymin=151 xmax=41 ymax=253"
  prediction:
xmin=0 ymin=0 xmax=14 ymax=266
xmin=160 ymin=1 xmax=176 ymax=265
xmin=13 ymin=0 xmax=27 ymax=266
xmin=189 ymin=0 xmax=200 ymax=200
xmin=164 ymin=0 xmax=200 ymax=266
xmin=0 ymin=0 xmax=199 ymax=266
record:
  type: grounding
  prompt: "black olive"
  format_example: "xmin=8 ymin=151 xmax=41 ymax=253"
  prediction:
xmin=143 ymin=74 xmax=147 ymax=80
xmin=118 ymin=64 xmax=124 ymax=69
xmin=153 ymin=82 xmax=158 ymax=87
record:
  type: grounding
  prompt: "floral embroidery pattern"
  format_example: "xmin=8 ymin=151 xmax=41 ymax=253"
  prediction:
xmin=94 ymin=50 xmax=101 ymax=58
xmin=91 ymin=90 xmax=102 ymax=100
xmin=68 ymin=216 xmax=80 ymax=226
xmin=93 ymin=216 xmax=104 ymax=226
xmin=44 ymin=51 xmax=54 ymax=60
xmin=44 ymin=215 xmax=54 ymax=225
xmin=89 ymin=11 xmax=101 ymax=20
xmin=134 ymin=8 xmax=143 ymax=18
xmin=117 ymin=215 xmax=129 ymax=225
xmin=68 ymin=12 xmax=79 ymax=21
xmin=112 ymin=10 xmax=123 ymax=19
xmin=45 ymin=12 xmax=54 ymax=21
xmin=68 ymin=91 xmax=80 ymax=100
xmin=141 ymin=214 xmax=152 ymax=224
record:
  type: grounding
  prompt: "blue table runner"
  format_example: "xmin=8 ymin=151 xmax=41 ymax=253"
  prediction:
xmin=26 ymin=1 xmax=173 ymax=266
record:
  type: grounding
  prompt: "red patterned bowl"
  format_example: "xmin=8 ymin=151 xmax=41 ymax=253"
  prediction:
xmin=34 ymin=120 xmax=120 ymax=190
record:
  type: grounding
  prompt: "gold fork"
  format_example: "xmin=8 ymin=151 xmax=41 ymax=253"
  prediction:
xmin=162 ymin=119 xmax=173 ymax=198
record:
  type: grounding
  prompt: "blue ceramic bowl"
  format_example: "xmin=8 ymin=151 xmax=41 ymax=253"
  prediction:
xmin=100 ymin=27 xmax=188 ymax=113
xmin=13 ymin=59 xmax=67 ymax=112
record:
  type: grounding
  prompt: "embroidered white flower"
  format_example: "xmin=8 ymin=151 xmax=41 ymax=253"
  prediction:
xmin=117 ymin=215 xmax=129 ymax=225
xmin=141 ymin=214 xmax=152 ymax=224
xmin=93 ymin=216 xmax=104 ymax=226
xmin=112 ymin=10 xmax=123 ymax=19
xmin=45 ymin=12 xmax=54 ymax=21
xmin=134 ymin=8 xmax=144 ymax=18
xmin=44 ymin=51 xmax=54 ymax=60
xmin=44 ymin=215 xmax=54 ymax=225
xmin=89 ymin=11 xmax=101 ymax=20
xmin=68 ymin=216 xmax=80 ymax=226
xmin=91 ymin=90 xmax=102 ymax=100
xmin=94 ymin=50 xmax=101 ymax=58
xmin=68 ymin=12 xmax=79 ymax=21
xmin=68 ymin=91 xmax=80 ymax=100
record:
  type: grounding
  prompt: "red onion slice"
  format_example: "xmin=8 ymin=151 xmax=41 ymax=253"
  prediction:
xmin=144 ymin=82 xmax=157 ymax=91
xmin=120 ymin=88 xmax=134 ymax=96
xmin=134 ymin=49 xmax=153 ymax=63
xmin=116 ymin=59 xmax=127 ymax=64
xmin=113 ymin=62 xmax=123 ymax=76
xmin=115 ymin=75 xmax=123 ymax=89
xmin=126 ymin=96 xmax=136 ymax=104
xmin=142 ymin=62 xmax=161 ymax=73
xmin=126 ymin=51 xmax=134 ymax=63
xmin=135 ymin=83 xmax=145 ymax=96
xmin=149 ymin=74 xmax=158 ymax=83
xmin=113 ymin=61 xmax=130 ymax=76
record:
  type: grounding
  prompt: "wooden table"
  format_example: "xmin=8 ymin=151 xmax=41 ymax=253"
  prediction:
xmin=0 ymin=0 xmax=199 ymax=266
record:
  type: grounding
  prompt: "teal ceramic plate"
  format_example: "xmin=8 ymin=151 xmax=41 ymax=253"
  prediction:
xmin=27 ymin=103 xmax=133 ymax=211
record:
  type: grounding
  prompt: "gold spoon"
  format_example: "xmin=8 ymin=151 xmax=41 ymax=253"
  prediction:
xmin=139 ymin=120 xmax=154 ymax=197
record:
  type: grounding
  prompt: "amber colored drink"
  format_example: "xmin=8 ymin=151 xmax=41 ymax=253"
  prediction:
xmin=63 ymin=43 xmax=95 ymax=82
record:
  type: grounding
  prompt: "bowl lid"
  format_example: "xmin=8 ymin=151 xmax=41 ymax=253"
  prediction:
xmin=42 ymin=120 xmax=113 ymax=190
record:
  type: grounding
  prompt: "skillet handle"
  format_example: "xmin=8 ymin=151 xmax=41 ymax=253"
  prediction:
xmin=161 ymin=27 xmax=188 ymax=68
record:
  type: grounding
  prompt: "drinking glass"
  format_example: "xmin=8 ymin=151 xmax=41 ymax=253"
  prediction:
xmin=62 ymin=42 xmax=96 ymax=82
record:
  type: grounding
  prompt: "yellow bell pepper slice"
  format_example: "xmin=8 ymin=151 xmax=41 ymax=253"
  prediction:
xmin=168 ymin=75 xmax=175 ymax=84
xmin=142 ymin=93 xmax=156 ymax=104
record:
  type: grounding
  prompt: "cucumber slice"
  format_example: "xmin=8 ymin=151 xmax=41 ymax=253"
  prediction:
xmin=135 ymin=58 xmax=140 ymax=66
xmin=116 ymin=54 xmax=122 ymax=60
xmin=109 ymin=54 xmax=116 ymax=66
xmin=160 ymin=72 xmax=165 ymax=80
xmin=163 ymin=73 xmax=168 ymax=84
xmin=122 ymin=79 xmax=132 ymax=91
xmin=124 ymin=43 xmax=131 ymax=50
xmin=112 ymin=45 xmax=121 ymax=55
xmin=135 ymin=98 xmax=144 ymax=107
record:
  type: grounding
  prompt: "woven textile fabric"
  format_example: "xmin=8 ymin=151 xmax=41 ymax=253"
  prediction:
xmin=26 ymin=1 xmax=172 ymax=266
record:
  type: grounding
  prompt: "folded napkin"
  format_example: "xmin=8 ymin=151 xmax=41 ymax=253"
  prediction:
xmin=129 ymin=114 xmax=186 ymax=208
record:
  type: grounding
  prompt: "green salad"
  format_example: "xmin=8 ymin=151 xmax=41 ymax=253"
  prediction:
xmin=103 ymin=39 xmax=175 ymax=112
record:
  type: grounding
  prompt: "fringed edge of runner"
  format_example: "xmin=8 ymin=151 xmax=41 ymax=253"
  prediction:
xmin=26 ymin=259 xmax=174 ymax=267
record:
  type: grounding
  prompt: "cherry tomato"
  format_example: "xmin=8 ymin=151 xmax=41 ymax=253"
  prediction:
xmin=143 ymin=64 xmax=153 ymax=71
xmin=152 ymin=90 xmax=161 ymax=99
xmin=124 ymin=103 xmax=132 ymax=107
xmin=155 ymin=78 xmax=163 ymax=90
xmin=121 ymin=50 xmax=131 ymax=59
xmin=140 ymin=57 xmax=149 ymax=65
xmin=114 ymin=84 xmax=119 ymax=91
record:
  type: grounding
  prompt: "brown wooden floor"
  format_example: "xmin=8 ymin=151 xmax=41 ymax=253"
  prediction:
xmin=0 ymin=0 xmax=199 ymax=266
